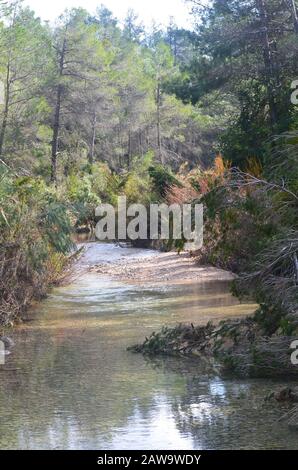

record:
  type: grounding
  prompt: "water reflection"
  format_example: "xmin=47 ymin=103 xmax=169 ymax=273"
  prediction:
xmin=0 ymin=244 xmax=296 ymax=449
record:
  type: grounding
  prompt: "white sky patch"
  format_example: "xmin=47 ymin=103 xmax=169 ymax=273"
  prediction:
xmin=23 ymin=0 xmax=193 ymax=29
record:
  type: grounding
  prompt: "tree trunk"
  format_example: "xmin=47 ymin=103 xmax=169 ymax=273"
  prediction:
xmin=89 ymin=110 xmax=97 ymax=166
xmin=289 ymin=0 xmax=298 ymax=33
xmin=256 ymin=0 xmax=278 ymax=128
xmin=156 ymin=81 xmax=164 ymax=165
xmin=127 ymin=129 xmax=132 ymax=169
xmin=51 ymin=38 xmax=66 ymax=184
xmin=0 ymin=63 xmax=10 ymax=159
xmin=51 ymin=84 xmax=63 ymax=183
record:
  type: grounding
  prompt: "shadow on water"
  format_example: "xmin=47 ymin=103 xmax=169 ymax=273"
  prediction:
xmin=0 ymin=244 xmax=296 ymax=449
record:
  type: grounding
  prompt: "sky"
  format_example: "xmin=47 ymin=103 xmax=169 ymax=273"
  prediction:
xmin=23 ymin=0 xmax=193 ymax=29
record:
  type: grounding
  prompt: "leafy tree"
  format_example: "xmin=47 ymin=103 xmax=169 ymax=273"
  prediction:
xmin=123 ymin=9 xmax=144 ymax=43
xmin=185 ymin=0 xmax=298 ymax=164
xmin=0 ymin=0 xmax=50 ymax=160
xmin=49 ymin=8 xmax=112 ymax=182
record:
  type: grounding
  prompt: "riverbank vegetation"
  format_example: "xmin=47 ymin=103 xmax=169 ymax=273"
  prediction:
xmin=129 ymin=318 xmax=298 ymax=378
xmin=0 ymin=0 xmax=298 ymax=336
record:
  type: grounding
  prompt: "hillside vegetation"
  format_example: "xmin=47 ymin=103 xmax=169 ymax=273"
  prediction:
xmin=0 ymin=0 xmax=298 ymax=331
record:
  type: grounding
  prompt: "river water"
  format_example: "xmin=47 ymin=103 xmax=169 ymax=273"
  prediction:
xmin=0 ymin=243 xmax=297 ymax=450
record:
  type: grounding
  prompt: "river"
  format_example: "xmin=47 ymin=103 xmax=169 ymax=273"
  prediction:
xmin=0 ymin=243 xmax=297 ymax=449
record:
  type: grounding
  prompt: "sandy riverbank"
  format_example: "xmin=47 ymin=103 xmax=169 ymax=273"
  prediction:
xmin=86 ymin=246 xmax=236 ymax=285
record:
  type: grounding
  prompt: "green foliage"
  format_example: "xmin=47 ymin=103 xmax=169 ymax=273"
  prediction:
xmin=0 ymin=164 xmax=75 ymax=324
xmin=41 ymin=202 xmax=73 ymax=253
xmin=184 ymin=0 xmax=298 ymax=166
xmin=0 ymin=170 xmax=74 ymax=254
xmin=220 ymin=83 xmax=271 ymax=166
xmin=66 ymin=174 xmax=101 ymax=206
xmin=148 ymin=165 xmax=181 ymax=198
xmin=124 ymin=152 xmax=155 ymax=204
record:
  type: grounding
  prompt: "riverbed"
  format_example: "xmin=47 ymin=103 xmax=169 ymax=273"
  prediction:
xmin=0 ymin=243 xmax=297 ymax=450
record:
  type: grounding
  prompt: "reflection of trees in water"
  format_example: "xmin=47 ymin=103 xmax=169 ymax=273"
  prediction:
xmin=0 ymin=278 xmax=248 ymax=448
xmin=0 ymin=329 xmax=296 ymax=449
xmin=139 ymin=352 xmax=297 ymax=449
xmin=0 ymin=329 xmax=189 ymax=449
xmin=0 ymin=280 xmax=294 ymax=450
xmin=168 ymin=374 xmax=296 ymax=450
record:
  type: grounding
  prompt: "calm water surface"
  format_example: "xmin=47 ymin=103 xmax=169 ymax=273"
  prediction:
xmin=0 ymin=244 xmax=297 ymax=449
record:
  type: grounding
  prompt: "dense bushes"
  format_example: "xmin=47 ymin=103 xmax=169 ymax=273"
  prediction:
xmin=0 ymin=164 xmax=74 ymax=326
xmin=164 ymin=151 xmax=298 ymax=330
